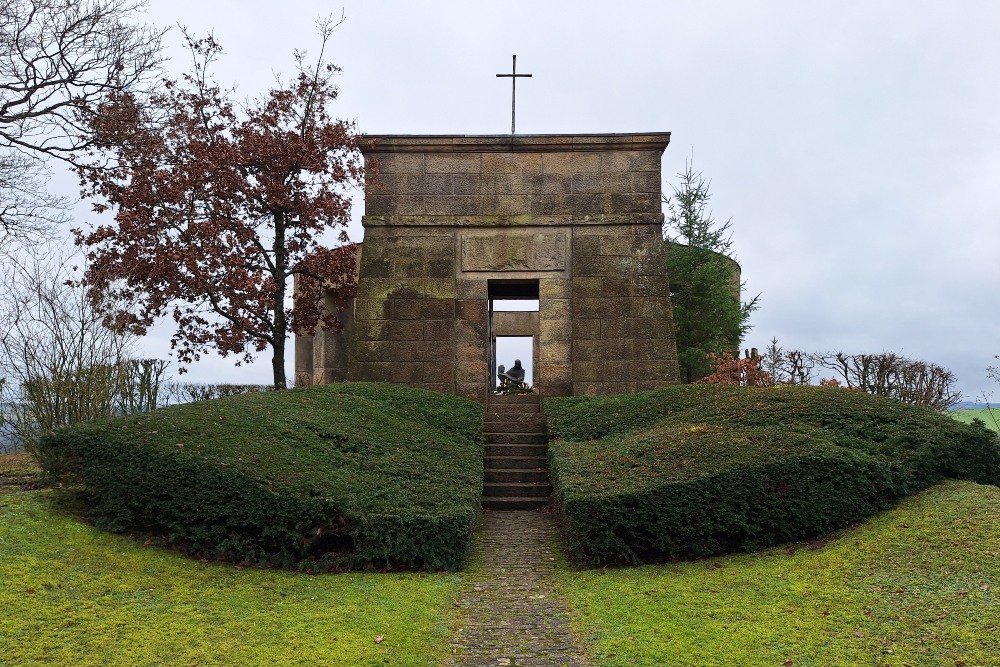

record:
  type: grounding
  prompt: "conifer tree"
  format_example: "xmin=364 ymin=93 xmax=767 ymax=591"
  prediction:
xmin=663 ymin=160 xmax=758 ymax=382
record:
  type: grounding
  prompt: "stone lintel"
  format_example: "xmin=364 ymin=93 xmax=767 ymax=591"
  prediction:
xmin=461 ymin=232 xmax=567 ymax=272
xmin=361 ymin=213 xmax=664 ymax=227
xmin=360 ymin=133 xmax=671 ymax=155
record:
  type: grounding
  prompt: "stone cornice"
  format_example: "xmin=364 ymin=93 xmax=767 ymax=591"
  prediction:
xmin=361 ymin=213 xmax=665 ymax=227
xmin=359 ymin=133 xmax=671 ymax=155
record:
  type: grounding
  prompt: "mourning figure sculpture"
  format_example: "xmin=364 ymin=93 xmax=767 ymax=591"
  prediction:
xmin=499 ymin=359 xmax=526 ymax=389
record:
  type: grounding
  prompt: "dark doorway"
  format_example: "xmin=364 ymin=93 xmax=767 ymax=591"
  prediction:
xmin=488 ymin=280 xmax=540 ymax=393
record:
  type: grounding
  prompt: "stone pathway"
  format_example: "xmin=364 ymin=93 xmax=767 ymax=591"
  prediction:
xmin=447 ymin=511 xmax=592 ymax=667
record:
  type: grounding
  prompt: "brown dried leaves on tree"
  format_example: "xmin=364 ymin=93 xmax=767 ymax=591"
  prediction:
xmin=74 ymin=24 xmax=363 ymax=388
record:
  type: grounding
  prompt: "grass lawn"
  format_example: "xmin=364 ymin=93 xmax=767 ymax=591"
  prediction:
xmin=4 ymin=401 xmax=999 ymax=666
xmin=555 ymin=479 xmax=1000 ymax=666
xmin=0 ymin=456 xmax=459 ymax=667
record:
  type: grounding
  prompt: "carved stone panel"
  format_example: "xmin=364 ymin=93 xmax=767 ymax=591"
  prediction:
xmin=461 ymin=232 xmax=567 ymax=272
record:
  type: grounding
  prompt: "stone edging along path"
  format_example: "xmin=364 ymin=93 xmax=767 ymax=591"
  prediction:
xmin=447 ymin=511 xmax=592 ymax=667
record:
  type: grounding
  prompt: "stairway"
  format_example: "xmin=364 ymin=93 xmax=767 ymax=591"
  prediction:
xmin=482 ymin=393 xmax=552 ymax=511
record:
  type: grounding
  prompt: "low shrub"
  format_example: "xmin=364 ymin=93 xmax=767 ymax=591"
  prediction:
xmin=545 ymin=385 xmax=1000 ymax=565
xmin=38 ymin=382 xmax=483 ymax=571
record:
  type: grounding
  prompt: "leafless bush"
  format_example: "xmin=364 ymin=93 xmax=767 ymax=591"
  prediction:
xmin=0 ymin=256 xmax=169 ymax=455
xmin=164 ymin=382 xmax=273 ymax=404
xmin=117 ymin=358 xmax=171 ymax=413
xmin=760 ymin=338 xmax=814 ymax=385
xmin=983 ymin=356 xmax=1000 ymax=431
xmin=756 ymin=340 xmax=960 ymax=410
xmin=808 ymin=351 xmax=960 ymax=411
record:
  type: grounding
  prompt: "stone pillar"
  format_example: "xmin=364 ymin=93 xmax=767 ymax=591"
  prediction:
xmin=294 ymin=333 xmax=315 ymax=387
xmin=538 ymin=278 xmax=572 ymax=397
xmin=455 ymin=277 xmax=490 ymax=403
xmin=311 ymin=291 xmax=354 ymax=384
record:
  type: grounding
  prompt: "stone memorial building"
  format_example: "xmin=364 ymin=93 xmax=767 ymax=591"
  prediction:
xmin=295 ymin=133 xmax=681 ymax=403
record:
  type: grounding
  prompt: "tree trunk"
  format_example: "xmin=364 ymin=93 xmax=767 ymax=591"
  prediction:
xmin=271 ymin=211 xmax=288 ymax=390
xmin=271 ymin=334 xmax=286 ymax=390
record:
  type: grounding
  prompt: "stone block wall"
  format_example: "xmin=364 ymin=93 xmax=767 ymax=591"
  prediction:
xmin=570 ymin=226 xmax=675 ymax=394
xmin=454 ymin=276 xmax=490 ymax=403
xmin=337 ymin=134 xmax=680 ymax=401
xmin=365 ymin=135 xmax=662 ymax=222
xmin=349 ymin=227 xmax=458 ymax=394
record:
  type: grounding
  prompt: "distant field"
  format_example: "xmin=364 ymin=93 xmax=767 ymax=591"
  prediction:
xmin=952 ymin=408 xmax=1000 ymax=432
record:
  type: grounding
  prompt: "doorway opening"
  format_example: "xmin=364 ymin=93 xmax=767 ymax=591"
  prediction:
xmin=488 ymin=280 xmax=539 ymax=393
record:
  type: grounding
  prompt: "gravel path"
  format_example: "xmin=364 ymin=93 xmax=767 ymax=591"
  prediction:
xmin=447 ymin=511 xmax=592 ymax=667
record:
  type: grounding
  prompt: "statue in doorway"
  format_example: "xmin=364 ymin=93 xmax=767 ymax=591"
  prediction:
xmin=498 ymin=359 xmax=526 ymax=389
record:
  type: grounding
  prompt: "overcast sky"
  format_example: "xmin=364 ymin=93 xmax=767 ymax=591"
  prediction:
xmin=74 ymin=0 xmax=999 ymax=399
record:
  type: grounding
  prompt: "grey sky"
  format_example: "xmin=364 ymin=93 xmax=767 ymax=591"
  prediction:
xmin=100 ymin=0 xmax=999 ymax=398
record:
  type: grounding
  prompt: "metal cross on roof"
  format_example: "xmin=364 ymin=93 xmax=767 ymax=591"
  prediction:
xmin=496 ymin=55 xmax=532 ymax=135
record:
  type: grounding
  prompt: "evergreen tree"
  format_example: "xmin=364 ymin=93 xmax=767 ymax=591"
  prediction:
xmin=664 ymin=160 xmax=758 ymax=382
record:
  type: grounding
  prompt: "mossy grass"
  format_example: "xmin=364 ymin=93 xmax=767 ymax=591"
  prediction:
xmin=37 ymin=382 xmax=483 ymax=571
xmin=544 ymin=385 xmax=1000 ymax=564
xmin=0 ymin=481 xmax=459 ymax=666
xmin=555 ymin=480 xmax=1000 ymax=666
xmin=0 ymin=452 xmax=41 ymax=490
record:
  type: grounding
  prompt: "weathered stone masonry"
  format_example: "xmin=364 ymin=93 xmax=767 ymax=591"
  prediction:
xmin=298 ymin=133 xmax=681 ymax=402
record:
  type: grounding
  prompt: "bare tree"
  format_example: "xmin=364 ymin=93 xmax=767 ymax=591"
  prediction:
xmin=0 ymin=254 xmax=169 ymax=456
xmin=982 ymin=356 xmax=1000 ymax=432
xmin=760 ymin=338 xmax=814 ymax=385
xmin=0 ymin=151 xmax=66 ymax=244
xmin=809 ymin=351 xmax=961 ymax=410
xmin=785 ymin=350 xmax=814 ymax=386
xmin=0 ymin=0 xmax=164 ymax=248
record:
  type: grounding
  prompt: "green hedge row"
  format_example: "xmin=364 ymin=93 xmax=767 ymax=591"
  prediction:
xmin=545 ymin=385 xmax=1000 ymax=565
xmin=39 ymin=382 xmax=483 ymax=571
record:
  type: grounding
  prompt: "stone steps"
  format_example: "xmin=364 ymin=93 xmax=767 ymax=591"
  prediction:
xmin=484 ymin=455 xmax=548 ymax=469
xmin=483 ymin=411 xmax=546 ymax=423
xmin=480 ymin=496 xmax=553 ymax=511
xmin=484 ymin=401 xmax=540 ymax=413
xmin=484 ymin=481 xmax=554 ymax=497
xmin=483 ymin=420 xmax=546 ymax=433
xmin=482 ymin=392 xmax=550 ymax=511
xmin=485 ymin=468 xmax=550 ymax=484
xmin=481 ymin=432 xmax=547 ymax=445
xmin=484 ymin=443 xmax=547 ymax=458
xmin=487 ymin=393 xmax=541 ymax=407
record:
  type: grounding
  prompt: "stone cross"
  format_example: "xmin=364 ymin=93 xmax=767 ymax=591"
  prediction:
xmin=496 ymin=55 xmax=532 ymax=135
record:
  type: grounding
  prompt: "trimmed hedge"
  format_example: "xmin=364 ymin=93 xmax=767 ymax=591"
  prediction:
xmin=545 ymin=385 xmax=1000 ymax=565
xmin=39 ymin=382 xmax=483 ymax=571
